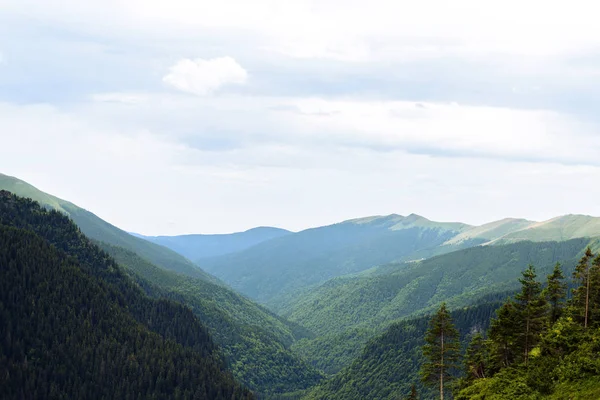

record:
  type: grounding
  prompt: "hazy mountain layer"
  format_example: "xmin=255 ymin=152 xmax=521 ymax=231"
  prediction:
xmin=136 ymin=226 xmax=291 ymax=260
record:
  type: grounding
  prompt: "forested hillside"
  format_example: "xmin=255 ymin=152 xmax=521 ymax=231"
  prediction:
xmin=455 ymin=254 xmax=600 ymax=399
xmin=0 ymin=173 xmax=215 ymax=281
xmin=285 ymin=239 xmax=590 ymax=336
xmin=199 ymin=214 xmax=472 ymax=305
xmin=0 ymin=187 xmax=322 ymax=395
xmin=100 ymin=243 xmax=323 ymax=395
xmin=0 ymin=191 xmax=252 ymax=399
xmin=304 ymin=299 xmax=504 ymax=399
xmin=286 ymin=239 xmax=592 ymax=374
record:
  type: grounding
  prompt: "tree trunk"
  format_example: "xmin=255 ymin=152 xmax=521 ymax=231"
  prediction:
xmin=440 ymin=329 xmax=444 ymax=400
xmin=585 ymin=265 xmax=590 ymax=328
xmin=524 ymin=305 xmax=530 ymax=366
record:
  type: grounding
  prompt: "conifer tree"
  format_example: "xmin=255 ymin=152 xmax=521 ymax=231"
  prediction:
xmin=488 ymin=300 xmax=519 ymax=370
xmin=463 ymin=333 xmax=488 ymax=380
xmin=405 ymin=384 xmax=418 ymax=400
xmin=573 ymin=248 xmax=594 ymax=328
xmin=590 ymin=254 xmax=600 ymax=325
xmin=421 ymin=303 xmax=460 ymax=400
xmin=545 ymin=263 xmax=567 ymax=324
xmin=514 ymin=265 xmax=547 ymax=366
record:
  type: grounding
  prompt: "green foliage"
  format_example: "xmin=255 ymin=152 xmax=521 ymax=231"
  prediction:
xmin=287 ymin=240 xmax=587 ymax=375
xmin=421 ymin=303 xmax=460 ymax=399
xmin=0 ymin=191 xmax=253 ymax=399
xmin=406 ymin=384 xmax=418 ymax=400
xmin=200 ymin=214 xmax=471 ymax=305
xmin=99 ymin=242 xmax=324 ymax=395
xmin=488 ymin=300 xmax=520 ymax=370
xmin=285 ymin=239 xmax=587 ymax=338
xmin=304 ymin=301 xmax=502 ymax=400
xmin=514 ymin=265 xmax=547 ymax=365
xmin=545 ymin=262 xmax=567 ymax=324
xmin=458 ymin=254 xmax=600 ymax=399
xmin=462 ymin=333 xmax=488 ymax=382
xmin=0 ymin=178 xmax=324 ymax=395
xmin=572 ymin=247 xmax=595 ymax=327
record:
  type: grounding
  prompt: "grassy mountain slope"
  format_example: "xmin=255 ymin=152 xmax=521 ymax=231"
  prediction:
xmin=199 ymin=214 xmax=471 ymax=305
xmin=0 ymin=173 xmax=213 ymax=281
xmin=444 ymin=218 xmax=535 ymax=245
xmin=99 ymin=242 xmax=323 ymax=395
xmin=137 ymin=226 xmax=292 ymax=261
xmin=494 ymin=214 xmax=600 ymax=244
xmin=0 ymin=191 xmax=252 ymax=399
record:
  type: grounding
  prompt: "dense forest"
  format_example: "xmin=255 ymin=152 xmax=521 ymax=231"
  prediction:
xmin=288 ymin=239 xmax=591 ymax=376
xmin=304 ymin=297 xmax=505 ymax=399
xmin=454 ymin=254 xmax=600 ymax=399
xmin=0 ymin=191 xmax=253 ymax=399
xmin=0 ymin=175 xmax=323 ymax=395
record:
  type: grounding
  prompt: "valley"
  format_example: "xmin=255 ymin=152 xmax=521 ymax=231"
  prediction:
xmin=2 ymin=173 xmax=600 ymax=399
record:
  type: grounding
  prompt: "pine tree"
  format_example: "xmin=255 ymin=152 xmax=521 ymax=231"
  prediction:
xmin=514 ymin=265 xmax=547 ymax=366
xmin=587 ymin=253 xmax=600 ymax=326
xmin=405 ymin=384 xmax=418 ymax=400
xmin=421 ymin=303 xmax=460 ymax=400
xmin=463 ymin=333 xmax=488 ymax=380
xmin=488 ymin=300 xmax=519 ymax=370
xmin=573 ymin=248 xmax=594 ymax=328
xmin=545 ymin=263 xmax=567 ymax=324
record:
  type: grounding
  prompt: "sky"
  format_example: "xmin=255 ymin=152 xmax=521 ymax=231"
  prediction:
xmin=2 ymin=0 xmax=600 ymax=235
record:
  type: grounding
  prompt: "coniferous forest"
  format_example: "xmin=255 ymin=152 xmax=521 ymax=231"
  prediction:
xmin=0 ymin=191 xmax=253 ymax=399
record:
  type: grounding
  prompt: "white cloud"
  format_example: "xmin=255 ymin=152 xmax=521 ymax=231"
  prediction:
xmin=162 ymin=57 xmax=248 ymax=96
xmin=91 ymin=92 xmax=147 ymax=104
xmin=4 ymin=0 xmax=600 ymax=62
xmin=2 ymin=99 xmax=600 ymax=235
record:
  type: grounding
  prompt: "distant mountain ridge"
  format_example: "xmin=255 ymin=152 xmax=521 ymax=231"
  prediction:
xmin=135 ymin=226 xmax=292 ymax=260
xmin=198 ymin=213 xmax=472 ymax=306
xmin=194 ymin=211 xmax=600 ymax=307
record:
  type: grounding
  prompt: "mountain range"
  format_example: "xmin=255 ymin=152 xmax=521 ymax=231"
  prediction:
xmin=3 ymin=172 xmax=600 ymax=399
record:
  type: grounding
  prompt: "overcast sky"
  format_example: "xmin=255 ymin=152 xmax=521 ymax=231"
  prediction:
xmin=2 ymin=0 xmax=600 ymax=235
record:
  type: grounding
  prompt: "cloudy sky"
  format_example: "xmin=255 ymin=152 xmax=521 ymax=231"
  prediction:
xmin=2 ymin=0 xmax=600 ymax=234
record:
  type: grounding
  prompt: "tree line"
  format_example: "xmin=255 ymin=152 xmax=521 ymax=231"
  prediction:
xmin=415 ymin=247 xmax=600 ymax=399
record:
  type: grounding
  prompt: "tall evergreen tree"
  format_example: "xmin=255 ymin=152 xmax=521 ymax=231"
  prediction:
xmin=514 ymin=265 xmax=547 ymax=366
xmin=588 ymin=254 xmax=600 ymax=326
xmin=488 ymin=300 xmax=519 ymax=370
xmin=572 ymin=248 xmax=594 ymax=328
xmin=545 ymin=263 xmax=567 ymax=324
xmin=463 ymin=333 xmax=488 ymax=380
xmin=421 ymin=303 xmax=460 ymax=400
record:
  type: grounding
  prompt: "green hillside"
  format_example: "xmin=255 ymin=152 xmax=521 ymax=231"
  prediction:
xmin=0 ymin=173 xmax=214 ymax=281
xmin=100 ymin=242 xmax=323 ymax=395
xmin=285 ymin=239 xmax=593 ymax=374
xmin=0 ymin=177 xmax=323 ymax=395
xmin=444 ymin=218 xmax=535 ymax=245
xmin=0 ymin=191 xmax=253 ymax=399
xmin=137 ymin=226 xmax=292 ymax=261
xmin=303 ymin=299 xmax=504 ymax=400
xmin=199 ymin=214 xmax=472 ymax=306
xmin=494 ymin=214 xmax=600 ymax=244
